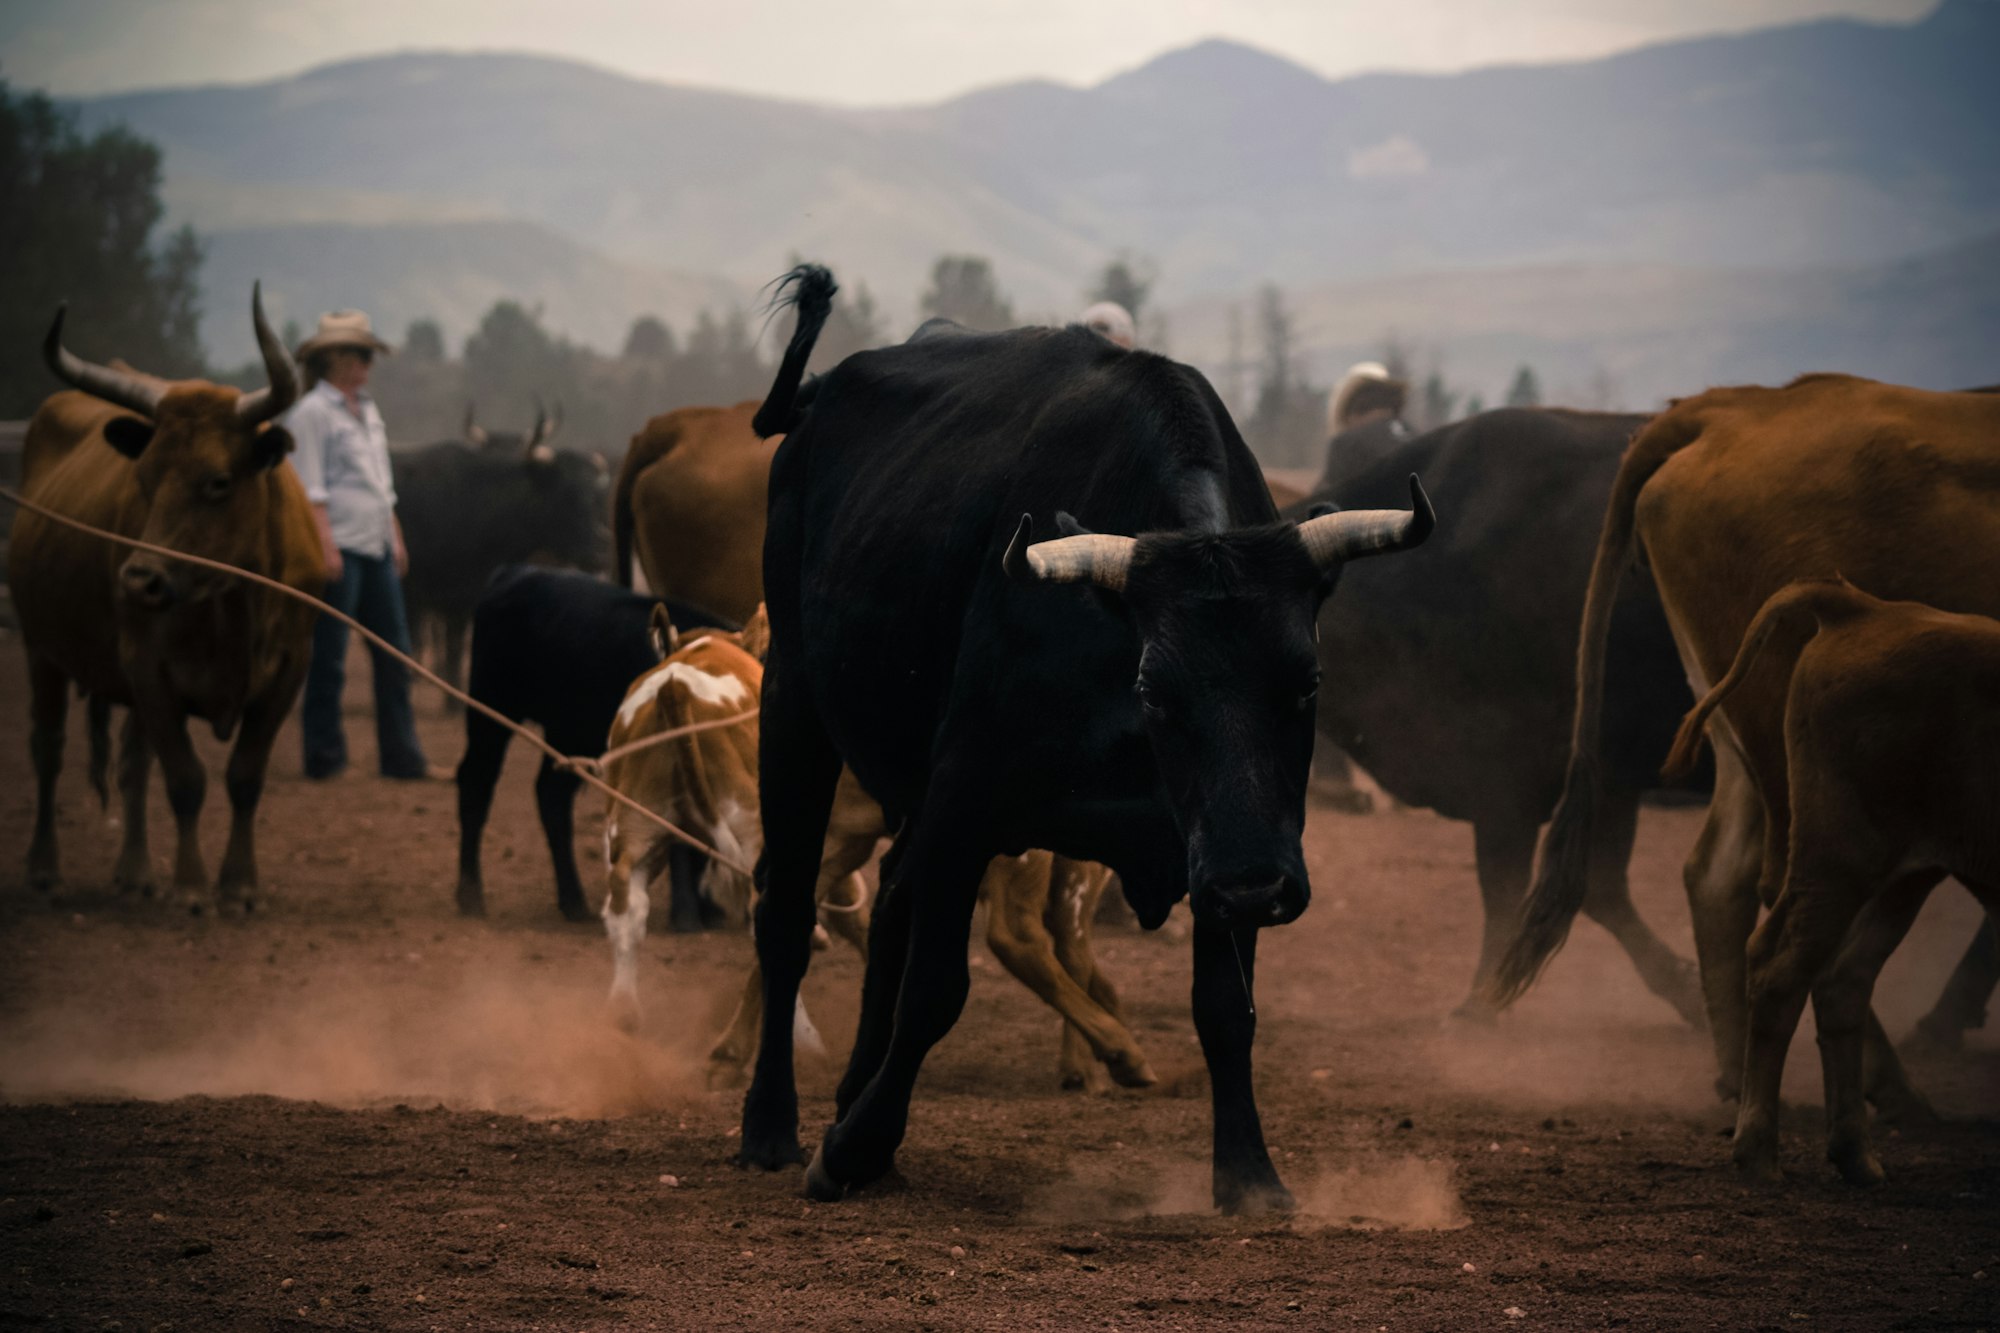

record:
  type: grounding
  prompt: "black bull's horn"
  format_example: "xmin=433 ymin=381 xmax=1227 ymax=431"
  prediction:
xmin=1003 ymin=474 xmax=1435 ymax=591
xmin=43 ymin=281 xmax=298 ymax=427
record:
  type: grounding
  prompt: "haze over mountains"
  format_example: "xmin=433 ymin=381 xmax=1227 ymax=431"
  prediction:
xmin=71 ymin=0 xmax=2000 ymax=407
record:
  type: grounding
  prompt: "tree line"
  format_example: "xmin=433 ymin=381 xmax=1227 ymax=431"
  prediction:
xmin=3 ymin=77 xmax=1565 ymax=471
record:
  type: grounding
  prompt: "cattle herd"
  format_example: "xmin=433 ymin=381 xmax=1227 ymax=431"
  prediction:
xmin=7 ymin=267 xmax=1998 ymax=1222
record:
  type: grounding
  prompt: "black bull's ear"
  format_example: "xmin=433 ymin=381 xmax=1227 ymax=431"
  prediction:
xmin=102 ymin=415 xmax=155 ymax=460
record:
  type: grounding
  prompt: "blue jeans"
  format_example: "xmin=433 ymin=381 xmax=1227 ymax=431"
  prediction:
xmin=303 ymin=549 xmax=428 ymax=779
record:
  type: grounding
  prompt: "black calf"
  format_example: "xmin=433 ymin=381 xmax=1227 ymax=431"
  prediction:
xmin=454 ymin=565 xmax=732 ymax=922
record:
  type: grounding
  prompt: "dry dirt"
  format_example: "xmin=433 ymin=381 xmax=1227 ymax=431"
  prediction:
xmin=1 ymin=645 xmax=1995 ymax=1331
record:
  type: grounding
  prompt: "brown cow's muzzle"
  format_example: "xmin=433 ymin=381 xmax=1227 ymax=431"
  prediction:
xmin=120 ymin=557 xmax=179 ymax=610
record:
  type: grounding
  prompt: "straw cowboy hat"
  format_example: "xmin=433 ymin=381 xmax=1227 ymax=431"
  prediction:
xmin=295 ymin=309 xmax=394 ymax=363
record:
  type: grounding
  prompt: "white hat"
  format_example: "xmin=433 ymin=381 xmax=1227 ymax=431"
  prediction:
xmin=295 ymin=309 xmax=393 ymax=361
xmin=1079 ymin=301 xmax=1136 ymax=349
xmin=1327 ymin=361 xmax=1406 ymax=435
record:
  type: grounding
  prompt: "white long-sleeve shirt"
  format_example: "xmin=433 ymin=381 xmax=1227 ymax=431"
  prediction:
xmin=283 ymin=379 xmax=398 ymax=557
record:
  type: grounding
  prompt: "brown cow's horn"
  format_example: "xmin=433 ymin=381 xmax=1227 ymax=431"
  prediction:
xmin=233 ymin=282 xmax=302 ymax=426
xmin=1295 ymin=474 xmax=1436 ymax=570
xmin=43 ymin=305 xmax=166 ymax=419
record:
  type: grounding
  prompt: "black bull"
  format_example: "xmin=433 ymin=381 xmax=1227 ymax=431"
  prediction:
xmin=392 ymin=438 xmax=610 ymax=703
xmin=736 ymin=266 xmax=1433 ymax=1214
xmin=1300 ymin=408 xmax=1707 ymax=1023
xmin=1301 ymin=407 xmax=1998 ymax=1045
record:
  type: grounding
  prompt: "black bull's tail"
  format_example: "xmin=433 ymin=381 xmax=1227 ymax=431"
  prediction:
xmin=752 ymin=264 xmax=838 ymax=440
xmin=1483 ymin=409 xmax=1707 ymax=1009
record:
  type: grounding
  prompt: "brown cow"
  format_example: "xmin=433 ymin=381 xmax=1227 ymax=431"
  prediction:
xmin=598 ymin=613 xmax=1155 ymax=1091
xmin=1491 ymin=375 xmax=2000 ymax=1115
xmin=613 ymin=401 xmax=773 ymax=623
xmin=11 ymin=286 xmax=322 ymax=911
xmin=1663 ymin=580 xmax=2000 ymax=1184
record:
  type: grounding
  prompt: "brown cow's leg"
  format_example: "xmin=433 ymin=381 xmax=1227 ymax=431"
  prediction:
xmin=1814 ymin=873 xmax=1938 ymax=1186
xmin=1684 ymin=742 xmax=1766 ymax=1100
xmin=1458 ymin=815 xmax=1537 ymax=1021
xmin=132 ymin=690 xmax=210 ymax=912
xmin=1581 ymin=793 xmax=1706 ymax=1027
xmin=1051 ymin=860 xmax=1152 ymax=1091
xmin=985 ymin=852 xmax=1154 ymax=1091
xmin=110 ymin=713 xmax=154 ymax=896
xmin=85 ymin=694 xmax=112 ymax=811
xmin=216 ymin=686 xmax=295 ymax=909
xmin=1732 ymin=886 xmax=1838 ymax=1184
xmin=25 ymin=656 xmax=68 ymax=892
xmin=707 ymin=839 xmax=874 ymax=1091
xmin=1905 ymin=918 xmax=2000 ymax=1054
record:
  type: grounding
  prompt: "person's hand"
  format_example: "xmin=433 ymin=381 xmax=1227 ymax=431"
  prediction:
xmin=392 ymin=529 xmax=409 ymax=578
xmin=322 ymin=542 xmax=344 ymax=585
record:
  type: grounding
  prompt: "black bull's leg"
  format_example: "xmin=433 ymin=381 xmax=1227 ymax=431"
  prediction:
xmin=1193 ymin=922 xmax=1293 ymax=1214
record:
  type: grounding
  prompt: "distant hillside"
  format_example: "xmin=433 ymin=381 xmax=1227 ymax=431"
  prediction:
xmin=1174 ymin=230 xmax=2000 ymax=418
xmin=198 ymin=219 xmax=746 ymax=356
xmin=73 ymin=0 xmax=2000 ymax=347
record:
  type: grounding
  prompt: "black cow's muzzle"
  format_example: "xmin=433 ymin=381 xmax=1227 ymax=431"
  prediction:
xmin=1194 ymin=872 xmax=1309 ymax=928
xmin=119 ymin=559 xmax=179 ymax=609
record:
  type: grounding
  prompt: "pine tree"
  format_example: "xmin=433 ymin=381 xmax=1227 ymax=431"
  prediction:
xmin=1 ymin=80 xmax=208 ymax=414
xmin=921 ymin=256 xmax=1014 ymax=331
xmin=1505 ymin=366 xmax=1543 ymax=408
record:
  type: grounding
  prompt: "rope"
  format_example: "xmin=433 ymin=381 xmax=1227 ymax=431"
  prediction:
xmin=563 ymin=708 xmax=759 ymax=778
xmin=0 ymin=484 xmax=756 ymax=878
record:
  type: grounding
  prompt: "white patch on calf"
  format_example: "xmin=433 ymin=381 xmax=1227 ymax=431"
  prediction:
xmin=698 ymin=797 xmax=761 ymax=924
xmin=615 ymin=660 xmax=751 ymax=732
xmin=793 ymin=996 xmax=826 ymax=1057
xmin=604 ymin=864 xmax=651 ymax=1016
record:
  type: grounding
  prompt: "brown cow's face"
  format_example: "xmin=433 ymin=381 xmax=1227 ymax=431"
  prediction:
xmin=116 ymin=385 xmax=294 ymax=610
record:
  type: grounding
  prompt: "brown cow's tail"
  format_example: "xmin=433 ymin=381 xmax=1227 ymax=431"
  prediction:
xmin=1661 ymin=578 xmax=1868 ymax=781
xmin=1484 ymin=408 xmax=1706 ymax=1009
xmin=751 ymin=264 xmax=837 ymax=439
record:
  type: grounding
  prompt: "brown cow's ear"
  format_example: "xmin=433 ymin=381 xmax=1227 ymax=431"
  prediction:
xmin=252 ymin=424 xmax=295 ymax=471
xmin=102 ymin=416 xmax=155 ymax=460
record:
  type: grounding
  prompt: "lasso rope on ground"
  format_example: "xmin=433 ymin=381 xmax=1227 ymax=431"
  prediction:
xmin=0 ymin=484 xmax=757 ymax=879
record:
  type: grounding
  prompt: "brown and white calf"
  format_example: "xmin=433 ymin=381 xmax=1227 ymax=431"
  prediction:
xmin=600 ymin=612 xmax=769 ymax=1022
xmin=1663 ymin=579 xmax=2000 ymax=1185
xmin=599 ymin=612 xmax=1154 ymax=1089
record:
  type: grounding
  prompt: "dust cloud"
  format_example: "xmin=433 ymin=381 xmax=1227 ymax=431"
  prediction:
xmin=0 ymin=936 xmax=708 ymax=1118
xmin=1031 ymin=1154 xmax=1467 ymax=1229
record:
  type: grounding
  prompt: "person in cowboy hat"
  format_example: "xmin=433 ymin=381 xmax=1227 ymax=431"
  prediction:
xmin=285 ymin=309 xmax=442 ymax=781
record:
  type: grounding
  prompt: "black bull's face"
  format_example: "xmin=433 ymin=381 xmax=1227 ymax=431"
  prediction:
xmin=1006 ymin=478 xmax=1433 ymax=930
xmin=1121 ymin=530 xmax=1326 ymax=928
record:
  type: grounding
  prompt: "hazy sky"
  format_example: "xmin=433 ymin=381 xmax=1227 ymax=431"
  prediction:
xmin=2 ymin=0 xmax=1933 ymax=104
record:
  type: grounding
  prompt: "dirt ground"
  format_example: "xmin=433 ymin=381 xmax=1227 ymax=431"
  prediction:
xmin=1 ymin=644 xmax=1995 ymax=1332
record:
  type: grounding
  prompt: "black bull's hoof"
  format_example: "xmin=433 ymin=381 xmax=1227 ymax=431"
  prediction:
xmin=804 ymin=1148 xmax=847 ymax=1202
xmin=735 ymin=1133 xmax=806 ymax=1172
xmin=1215 ymin=1169 xmax=1296 ymax=1217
